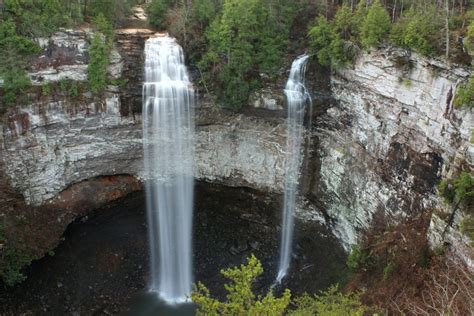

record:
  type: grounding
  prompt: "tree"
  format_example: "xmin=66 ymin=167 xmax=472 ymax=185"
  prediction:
xmin=333 ymin=4 xmax=353 ymax=40
xmin=192 ymin=255 xmax=291 ymax=315
xmin=288 ymin=285 xmax=367 ymax=316
xmin=199 ymin=0 xmax=292 ymax=110
xmin=146 ymin=0 xmax=173 ymax=29
xmin=308 ymin=16 xmax=334 ymax=67
xmin=390 ymin=6 xmax=441 ymax=56
xmin=87 ymin=34 xmax=109 ymax=93
xmin=360 ymin=0 xmax=391 ymax=49
xmin=88 ymin=0 xmax=136 ymax=26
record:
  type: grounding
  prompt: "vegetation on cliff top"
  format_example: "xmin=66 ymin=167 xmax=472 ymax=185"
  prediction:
xmin=0 ymin=0 xmax=140 ymax=107
xmin=2 ymin=0 xmax=474 ymax=108
xmin=145 ymin=0 xmax=474 ymax=110
xmin=438 ymin=171 xmax=474 ymax=244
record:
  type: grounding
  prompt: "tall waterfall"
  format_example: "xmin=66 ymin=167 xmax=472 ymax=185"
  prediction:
xmin=277 ymin=55 xmax=311 ymax=283
xmin=142 ymin=35 xmax=195 ymax=303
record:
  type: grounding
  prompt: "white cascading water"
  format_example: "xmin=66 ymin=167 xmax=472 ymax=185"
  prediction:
xmin=277 ymin=55 xmax=311 ymax=283
xmin=142 ymin=35 xmax=195 ymax=303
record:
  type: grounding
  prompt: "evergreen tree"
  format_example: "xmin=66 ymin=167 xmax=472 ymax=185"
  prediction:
xmin=360 ymin=0 xmax=391 ymax=49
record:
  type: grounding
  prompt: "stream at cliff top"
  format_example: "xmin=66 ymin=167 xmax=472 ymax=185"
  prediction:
xmin=0 ymin=183 xmax=348 ymax=315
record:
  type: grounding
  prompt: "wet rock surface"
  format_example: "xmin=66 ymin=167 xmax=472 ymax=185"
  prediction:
xmin=0 ymin=182 xmax=347 ymax=315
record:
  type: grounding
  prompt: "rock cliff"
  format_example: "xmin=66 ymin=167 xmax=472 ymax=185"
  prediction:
xmin=0 ymin=29 xmax=472 ymax=268
xmin=311 ymin=48 xmax=473 ymax=265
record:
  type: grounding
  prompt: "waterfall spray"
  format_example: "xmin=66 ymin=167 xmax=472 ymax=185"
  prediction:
xmin=142 ymin=35 xmax=195 ymax=303
xmin=277 ymin=55 xmax=311 ymax=283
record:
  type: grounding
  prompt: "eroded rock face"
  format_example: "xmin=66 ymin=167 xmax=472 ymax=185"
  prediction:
xmin=1 ymin=99 xmax=288 ymax=206
xmin=0 ymin=28 xmax=472 ymax=271
xmin=313 ymin=48 xmax=473 ymax=258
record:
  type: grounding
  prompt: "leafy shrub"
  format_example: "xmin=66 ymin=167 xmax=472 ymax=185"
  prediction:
xmin=87 ymin=14 xmax=115 ymax=94
xmin=308 ymin=16 xmax=334 ymax=67
xmin=438 ymin=179 xmax=456 ymax=204
xmin=88 ymin=0 xmax=138 ymax=26
xmin=1 ymin=246 xmax=34 ymax=286
xmin=193 ymin=255 xmax=368 ymax=315
xmin=453 ymin=172 xmax=474 ymax=205
xmin=93 ymin=13 xmax=115 ymax=45
xmin=288 ymin=285 xmax=367 ymax=316
xmin=199 ymin=0 xmax=294 ymax=110
xmin=192 ymin=254 xmax=291 ymax=315
xmin=1 ymin=69 xmax=31 ymax=106
xmin=0 ymin=221 xmax=35 ymax=287
xmin=383 ymin=262 xmax=395 ymax=281
xmin=346 ymin=245 xmax=371 ymax=270
xmin=390 ymin=7 xmax=441 ymax=56
xmin=87 ymin=35 xmax=110 ymax=94
xmin=459 ymin=216 xmax=474 ymax=245
xmin=360 ymin=0 xmax=391 ymax=49
xmin=146 ymin=0 xmax=173 ymax=29
xmin=454 ymin=77 xmax=474 ymax=109
xmin=438 ymin=172 xmax=474 ymax=205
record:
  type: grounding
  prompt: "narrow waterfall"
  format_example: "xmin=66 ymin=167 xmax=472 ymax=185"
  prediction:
xmin=142 ymin=35 xmax=195 ymax=303
xmin=277 ymin=55 xmax=311 ymax=283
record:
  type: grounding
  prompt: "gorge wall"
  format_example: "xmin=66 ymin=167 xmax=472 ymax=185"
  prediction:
xmin=0 ymin=29 xmax=472 ymax=268
xmin=311 ymin=49 xmax=473 ymax=261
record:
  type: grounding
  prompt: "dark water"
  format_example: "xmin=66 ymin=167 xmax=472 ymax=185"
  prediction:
xmin=0 ymin=182 xmax=348 ymax=315
xmin=126 ymin=294 xmax=196 ymax=316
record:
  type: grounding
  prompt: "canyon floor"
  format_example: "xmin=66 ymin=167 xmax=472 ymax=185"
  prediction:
xmin=0 ymin=182 xmax=348 ymax=315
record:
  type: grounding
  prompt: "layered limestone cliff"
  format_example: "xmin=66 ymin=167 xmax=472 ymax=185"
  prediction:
xmin=312 ymin=48 xmax=473 ymax=263
xmin=0 ymin=29 xmax=287 ymax=207
xmin=0 ymin=28 xmax=472 ymax=269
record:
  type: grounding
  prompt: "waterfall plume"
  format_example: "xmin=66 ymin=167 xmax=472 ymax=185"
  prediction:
xmin=277 ymin=54 xmax=311 ymax=283
xmin=142 ymin=35 xmax=195 ymax=304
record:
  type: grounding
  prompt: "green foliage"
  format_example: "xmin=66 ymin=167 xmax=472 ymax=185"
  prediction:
xmin=439 ymin=172 xmax=474 ymax=243
xmin=289 ymin=285 xmax=367 ymax=316
xmin=1 ymin=243 xmax=35 ymax=287
xmin=346 ymin=245 xmax=370 ymax=270
xmin=192 ymin=254 xmax=291 ymax=315
xmin=454 ymin=75 xmax=474 ymax=108
xmin=109 ymin=77 xmax=128 ymax=87
xmin=360 ymin=0 xmax=391 ymax=49
xmin=439 ymin=172 xmax=474 ymax=205
xmin=93 ymin=13 xmax=115 ymax=45
xmin=453 ymin=172 xmax=474 ymax=205
xmin=459 ymin=216 xmax=474 ymax=245
xmin=87 ymin=14 xmax=114 ymax=95
xmin=1 ymin=69 xmax=31 ymax=106
xmin=193 ymin=0 xmax=219 ymax=25
xmin=400 ymin=78 xmax=412 ymax=87
xmin=41 ymin=82 xmax=52 ymax=96
xmin=87 ymin=35 xmax=110 ymax=94
xmin=0 ymin=19 xmax=38 ymax=107
xmin=390 ymin=7 xmax=441 ymax=56
xmin=88 ymin=0 xmax=138 ymax=26
xmin=438 ymin=179 xmax=456 ymax=204
xmin=2 ymin=0 xmax=78 ymax=37
xmin=465 ymin=19 xmax=474 ymax=55
xmin=352 ymin=0 xmax=368 ymax=38
xmin=199 ymin=0 xmax=294 ymax=110
xmin=146 ymin=0 xmax=173 ymax=29
xmin=382 ymin=262 xmax=395 ymax=281
xmin=308 ymin=5 xmax=358 ymax=69
xmin=333 ymin=4 xmax=353 ymax=40
xmin=308 ymin=16 xmax=334 ymax=67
